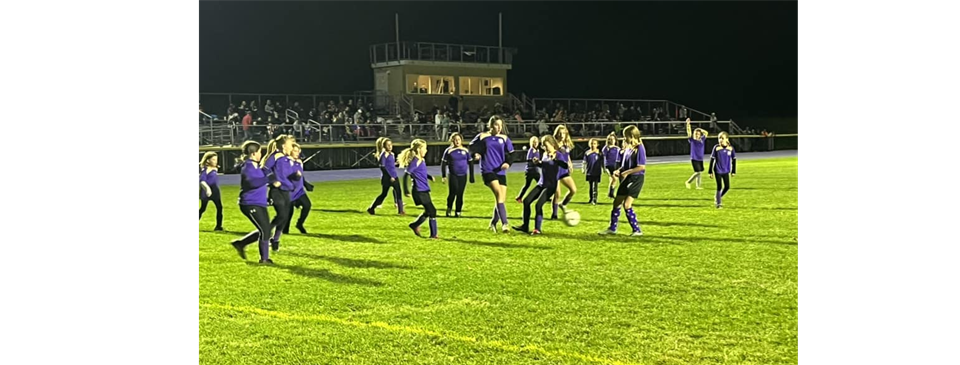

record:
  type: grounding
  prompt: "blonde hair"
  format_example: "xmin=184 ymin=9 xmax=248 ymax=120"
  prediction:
xmin=529 ymin=136 xmax=540 ymax=147
xmin=487 ymin=116 xmax=504 ymax=134
xmin=448 ymin=132 xmax=463 ymax=146
xmin=199 ymin=152 xmax=217 ymax=167
xmin=588 ymin=138 xmax=600 ymax=150
xmin=261 ymin=134 xmax=295 ymax=167
xmin=397 ymin=139 xmax=427 ymax=168
xmin=622 ymin=125 xmax=642 ymax=147
xmin=553 ymin=125 xmax=573 ymax=149
xmin=605 ymin=132 xmax=617 ymax=146
xmin=540 ymin=135 xmax=559 ymax=152
xmin=718 ymin=131 xmax=730 ymax=146
xmin=375 ymin=137 xmax=390 ymax=156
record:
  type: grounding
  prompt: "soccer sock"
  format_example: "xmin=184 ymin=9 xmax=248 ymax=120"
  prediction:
xmin=687 ymin=173 xmax=697 ymax=184
xmin=716 ymin=190 xmax=722 ymax=205
xmin=258 ymin=238 xmax=270 ymax=261
xmin=695 ymin=173 xmax=702 ymax=188
xmin=552 ymin=200 xmax=559 ymax=218
xmin=429 ymin=218 xmax=438 ymax=237
xmin=535 ymin=215 xmax=543 ymax=231
xmin=491 ymin=206 xmax=499 ymax=226
xmin=608 ymin=186 xmax=615 ymax=198
xmin=609 ymin=207 xmax=621 ymax=232
xmin=413 ymin=213 xmax=428 ymax=227
xmin=561 ymin=193 xmax=573 ymax=207
xmin=625 ymin=207 xmax=641 ymax=232
xmin=497 ymin=203 xmax=508 ymax=226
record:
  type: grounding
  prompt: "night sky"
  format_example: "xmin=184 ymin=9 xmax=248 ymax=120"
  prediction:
xmin=200 ymin=1 xmax=797 ymax=121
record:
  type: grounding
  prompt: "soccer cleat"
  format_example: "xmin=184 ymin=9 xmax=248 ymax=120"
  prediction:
xmin=445 ymin=209 xmax=451 ymax=217
xmin=270 ymin=239 xmax=280 ymax=252
xmin=409 ymin=223 xmax=422 ymax=237
xmin=455 ymin=212 xmax=462 ymax=218
xmin=630 ymin=231 xmax=644 ymax=237
xmin=716 ymin=204 xmax=723 ymax=209
xmin=489 ymin=224 xmax=499 ymax=233
xmin=231 ymin=241 xmax=246 ymax=260
xmin=685 ymin=182 xmax=691 ymax=189
xmin=296 ymin=224 xmax=307 ymax=234
xmin=696 ymin=187 xmax=704 ymax=190
xmin=214 ymin=226 xmax=224 ymax=231
xmin=515 ymin=197 xmax=523 ymax=204
xmin=598 ymin=229 xmax=617 ymax=235
xmin=429 ymin=235 xmax=439 ymax=239
xmin=501 ymin=227 xmax=510 ymax=234
xmin=530 ymin=229 xmax=542 ymax=236
xmin=512 ymin=225 xmax=529 ymax=233
xmin=282 ymin=229 xmax=290 ymax=234
xmin=399 ymin=211 xmax=406 ymax=216
xmin=258 ymin=259 xmax=275 ymax=265
xmin=550 ymin=214 xmax=558 ymax=220
xmin=366 ymin=207 xmax=376 ymax=215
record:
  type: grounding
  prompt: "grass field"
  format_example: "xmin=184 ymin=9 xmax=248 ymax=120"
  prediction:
xmin=199 ymin=157 xmax=798 ymax=364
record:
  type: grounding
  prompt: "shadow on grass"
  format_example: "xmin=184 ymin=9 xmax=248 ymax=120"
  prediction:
xmin=202 ymin=229 xmax=248 ymax=237
xmin=302 ymin=232 xmax=385 ymax=244
xmin=315 ymin=208 xmax=368 ymax=215
xmin=446 ymin=237 xmax=553 ymax=250
xmin=287 ymin=252 xmax=414 ymax=270
xmin=638 ymin=234 xmax=798 ymax=246
xmin=245 ymin=262 xmax=384 ymax=286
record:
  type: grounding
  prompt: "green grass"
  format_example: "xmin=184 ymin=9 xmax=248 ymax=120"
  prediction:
xmin=200 ymin=157 xmax=798 ymax=364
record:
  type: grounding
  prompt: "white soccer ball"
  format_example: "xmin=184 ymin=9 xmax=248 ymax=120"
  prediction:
xmin=563 ymin=210 xmax=581 ymax=227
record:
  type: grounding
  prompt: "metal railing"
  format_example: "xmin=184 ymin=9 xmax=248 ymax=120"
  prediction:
xmin=532 ymin=98 xmax=716 ymax=123
xmin=199 ymin=118 xmax=739 ymax=147
xmin=369 ymin=41 xmax=517 ymax=65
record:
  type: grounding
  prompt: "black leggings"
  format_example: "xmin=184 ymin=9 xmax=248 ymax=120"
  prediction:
xmin=446 ymin=174 xmax=467 ymax=213
xmin=412 ymin=191 xmax=437 ymax=227
xmin=283 ymin=194 xmax=312 ymax=233
xmin=588 ymin=180 xmax=599 ymax=202
xmin=715 ymin=173 xmax=731 ymax=197
xmin=237 ymin=204 xmax=271 ymax=261
xmin=197 ymin=186 xmax=223 ymax=228
xmin=370 ymin=175 xmax=403 ymax=210
xmin=521 ymin=184 xmax=557 ymax=227
xmin=516 ymin=172 xmax=540 ymax=200
xmin=269 ymin=188 xmax=291 ymax=239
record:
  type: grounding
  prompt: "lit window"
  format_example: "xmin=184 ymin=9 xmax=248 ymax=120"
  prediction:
xmin=406 ymin=74 xmax=455 ymax=95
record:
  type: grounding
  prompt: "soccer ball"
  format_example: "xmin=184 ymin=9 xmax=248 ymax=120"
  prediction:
xmin=563 ymin=210 xmax=581 ymax=227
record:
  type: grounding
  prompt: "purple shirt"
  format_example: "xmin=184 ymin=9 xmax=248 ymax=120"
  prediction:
xmin=270 ymin=155 xmax=296 ymax=191
xmin=689 ymin=136 xmax=707 ymax=161
xmin=556 ymin=146 xmax=571 ymax=177
xmin=406 ymin=159 xmax=431 ymax=192
xmin=197 ymin=167 xmax=220 ymax=198
xmin=584 ymin=151 xmax=602 ymax=177
xmin=536 ymin=153 xmax=568 ymax=187
xmin=525 ymin=148 xmax=541 ymax=173
xmin=470 ymin=133 xmax=515 ymax=176
xmin=710 ymin=144 xmax=737 ymax=174
xmin=441 ymin=146 xmax=471 ymax=177
xmin=380 ymin=152 xmax=398 ymax=179
xmin=262 ymin=149 xmax=284 ymax=171
xmin=239 ymin=159 xmax=270 ymax=207
xmin=619 ymin=144 xmax=648 ymax=176
xmin=291 ymin=161 xmax=305 ymax=200
xmin=601 ymin=145 xmax=620 ymax=168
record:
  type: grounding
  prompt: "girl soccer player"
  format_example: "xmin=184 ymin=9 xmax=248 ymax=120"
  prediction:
xmin=367 ymin=137 xmax=405 ymax=215
xmin=261 ymin=134 xmax=299 ymax=252
xmin=469 ymin=116 xmax=515 ymax=233
xmin=686 ymin=119 xmax=708 ymax=190
xmin=515 ymin=136 xmax=541 ymax=203
xmin=551 ymin=125 xmax=577 ymax=219
xmin=231 ymin=141 xmax=278 ymax=264
xmin=283 ymin=143 xmax=313 ymax=234
xmin=440 ymin=133 xmax=474 ymax=217
xmin=512 ymin=135 xmax=569 ymax=235
xmin=199 ymin=152 xmax=223 ymax=231
xmin=601 ymin=132 xmax=620 ymax=198
xmin=582 ymin=138 xmax=602 ymax=205
xmin=709 ymin=131 xmax=737 ymax=208
xmin=399 ymin=139 xmax=439 ymax=238
xmin=598 ymin=126 xmax=647 ymax=237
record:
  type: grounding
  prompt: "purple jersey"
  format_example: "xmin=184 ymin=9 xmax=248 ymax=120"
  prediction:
xmin=536 ymin=153 xmax=567 ymax=187
xmin=406 ymin=159 xmax=431 ymax=192
xmin=556 ymin=145 xmax=571 ymax=177
xmin=441 ymin=146 xmax=471 ymax=177
xmin=197 ymin=167 xmax=220 ymax=198
xmin=239 ymin=159 xmax=270 ymax=207
xmin=270 ymin=155 xmax=296 ymax=191
xmin=584 ymin=151 xmax=602 ymax=177
xmin=525 ymin=148 xmax=541 ymax=173
xmin=619 ymin=144 xmax=648 ymax=176
xmin=601 ymin=145 xmax=620 ymax=168
xmin=689 ymin=136 xmax=707 ymax=161
xmin=380 ymin=151 xmax=398 ymax=179
xmin=471 ymin=133 xmax=515 ymax=175
xmin=291 ymin=161 xmax=305 ymax=200
xmin=709 ymin=144 xmax=737 ymax=174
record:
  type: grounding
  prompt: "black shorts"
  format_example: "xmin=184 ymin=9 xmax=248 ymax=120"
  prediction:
xmin=525 ymin=170 xmax=541 ymax=182
xmin=691 ymin=160 xmax=704 ymax=173
xmin=482 ymin=173 xmax=507 ymax=186
xmin=605 ymin=166 xmax=617 ymax=175
xmin=412 ymin=190 xmax=432 ymax=207
xmin=616 ymin=174 xmax=645 ymax=199
xmin=586 ymin=174 xmax=602 ymax=183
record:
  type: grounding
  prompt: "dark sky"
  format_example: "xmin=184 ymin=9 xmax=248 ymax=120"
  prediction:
xmin=200 ymin=1 xmax=797 ymax=119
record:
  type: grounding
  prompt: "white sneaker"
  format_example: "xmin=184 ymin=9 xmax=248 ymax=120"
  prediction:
xmin=489 ymin=224 xmax=499 ymax=233
xmin=685 ymin=182 xmax=691 ymax=189
xmin=630 ymin=231 xmax=644 ymax=237
xmin=696 ymin=186 xmax=703 ymax=190
xmin=501 ymin=227 xmax=511 ymax=234
xmin=598 ymin=229 xmax=617 ymax=235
